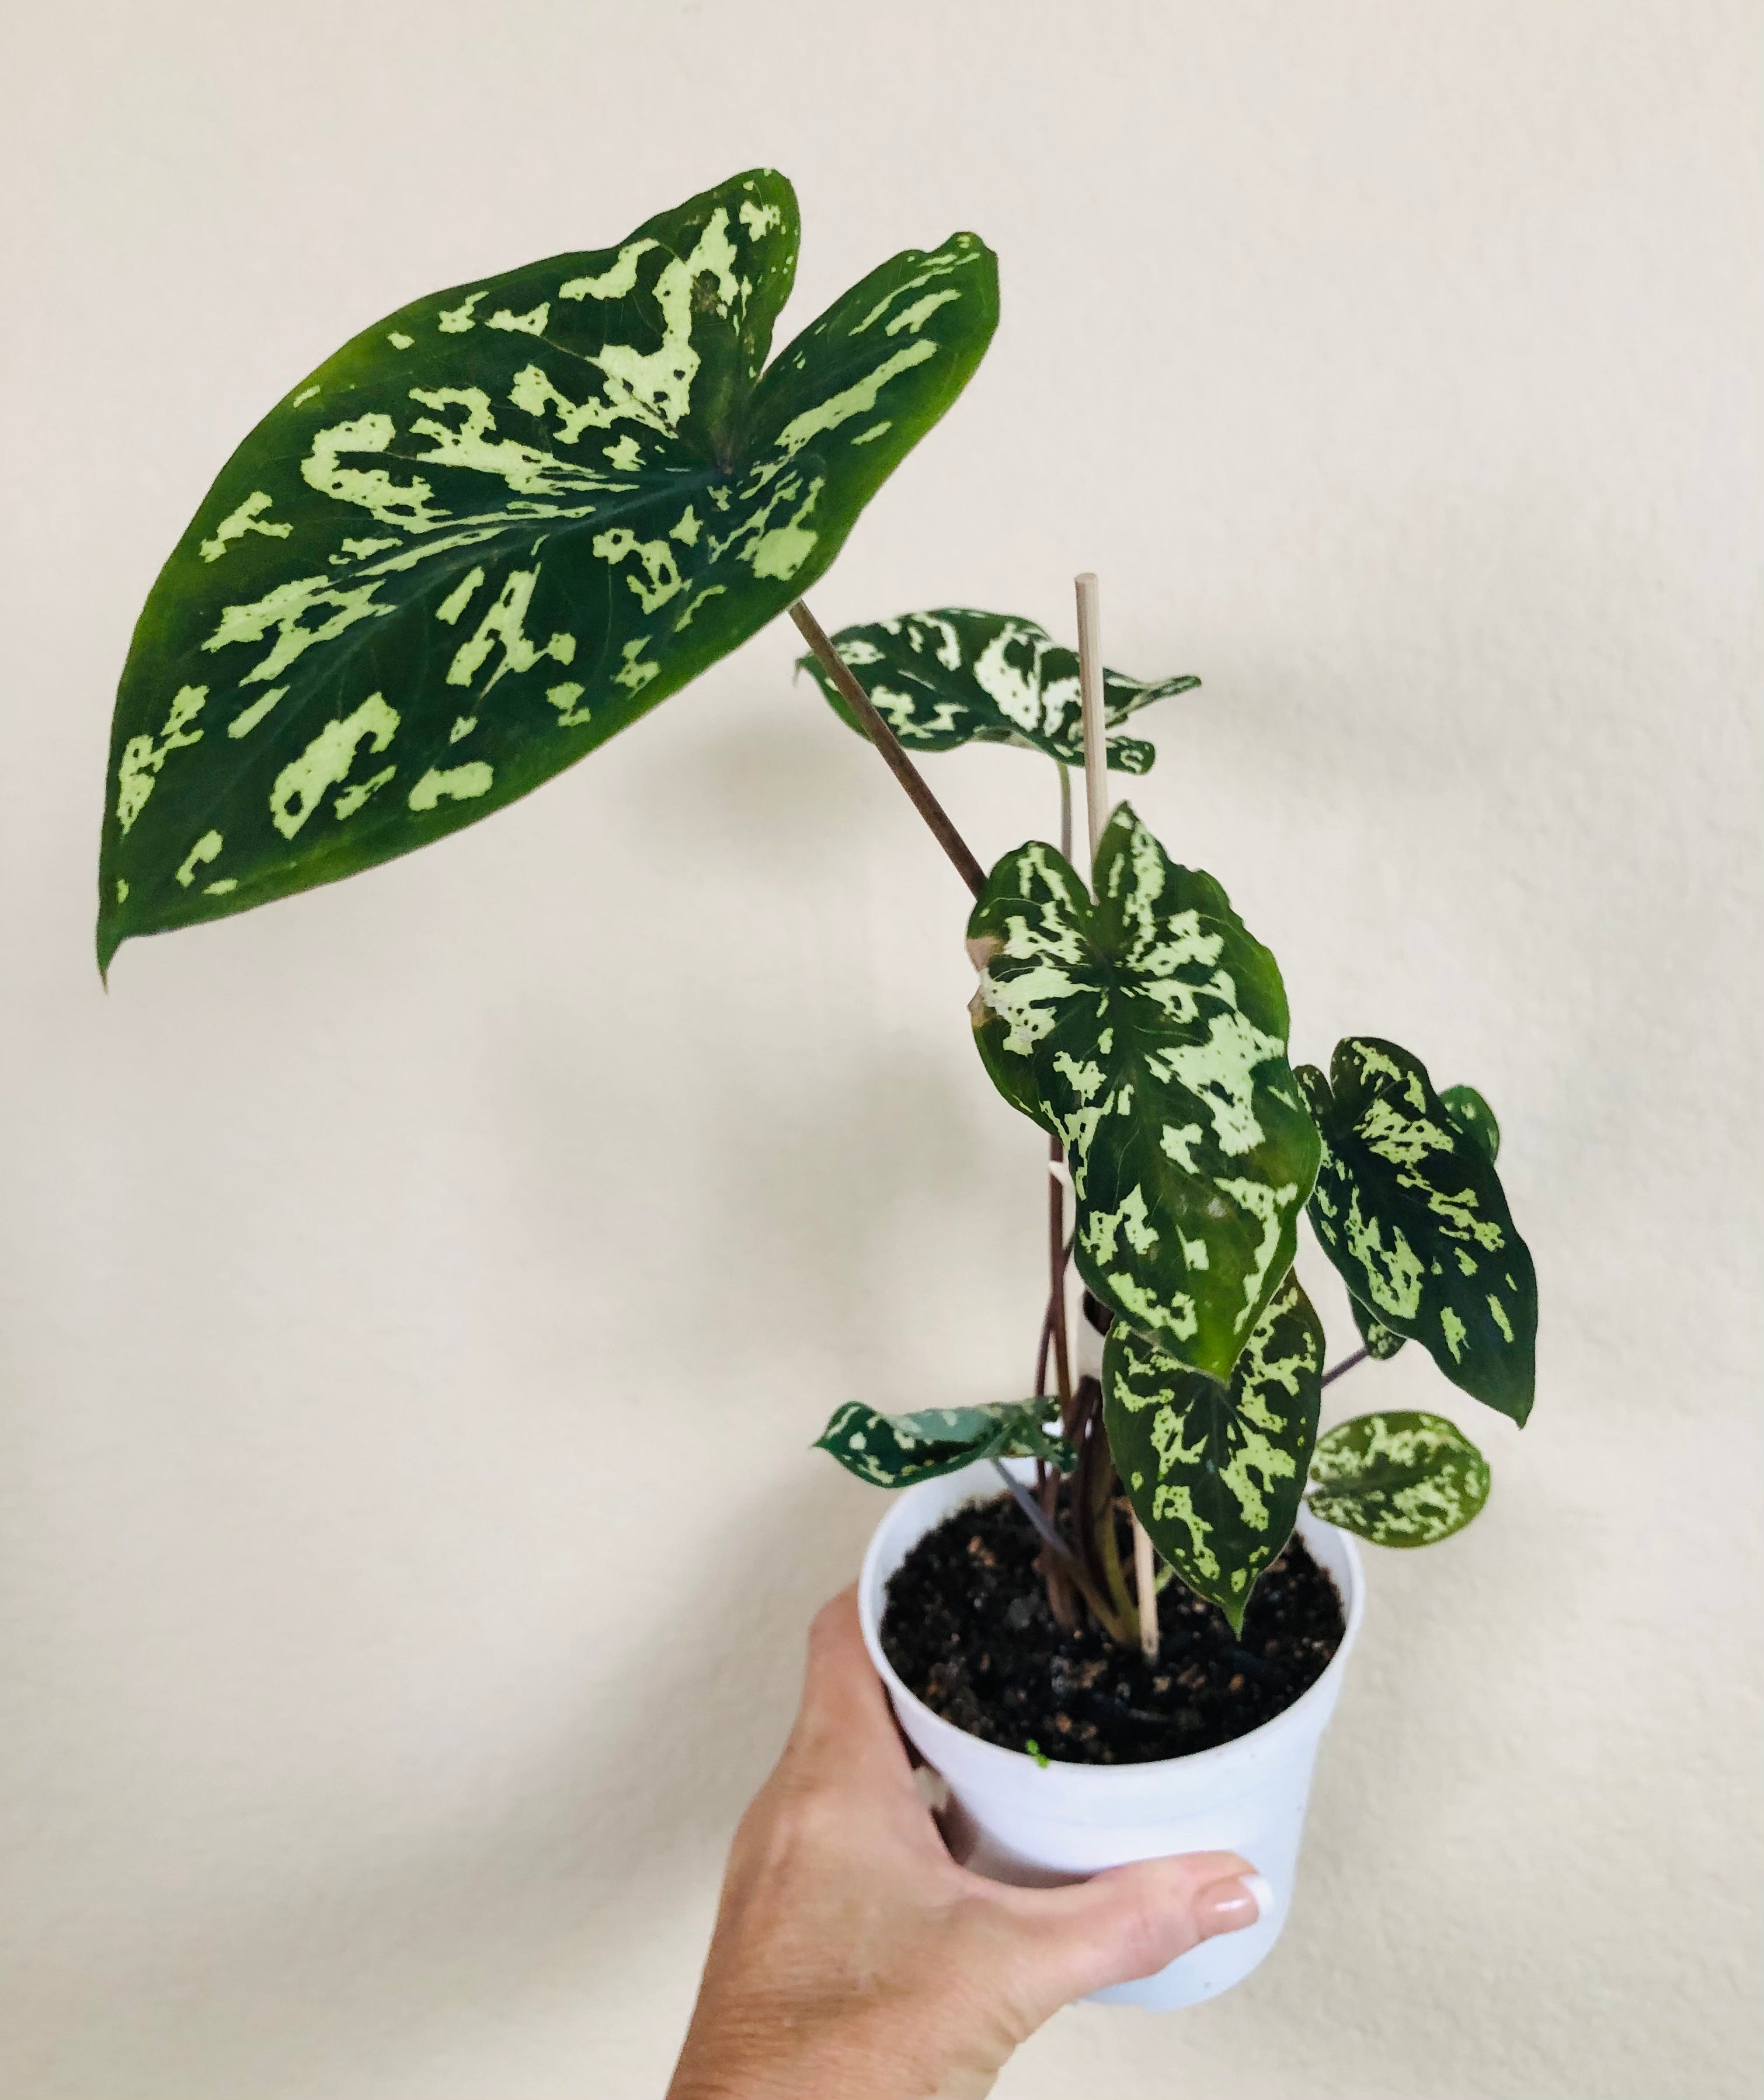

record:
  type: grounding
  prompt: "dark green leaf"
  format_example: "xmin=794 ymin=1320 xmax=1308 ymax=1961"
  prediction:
xmin=798 ymin=607 xmax=1197 ymax=772
xmin=1104 ymin=1271 xmax=1323 ymax=1630
xmin=1308 ymin=1409 xmax=1490 ymax=1546
xmin=968 ymin=806 xmax=1321 ymax=1384
xmin=1339 ymin=1083 xmax=1501 ymax=1364
xmin=1441 ymin=1083 xmax=1501 ymax=1166
xmin=1350 ymin=1292 xmax=1408 ymax=1360
xmin=1299 ymin=1039 xmax=1536 ymax=1424
xmin=99 ymin=169 xmax=998 ymax=972
xmin=814 ymin=1399 xmax=1073 ymax=1487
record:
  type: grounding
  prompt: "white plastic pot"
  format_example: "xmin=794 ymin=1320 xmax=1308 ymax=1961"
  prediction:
xmin=858 ymin=1458 xmax=1365 ymax=2010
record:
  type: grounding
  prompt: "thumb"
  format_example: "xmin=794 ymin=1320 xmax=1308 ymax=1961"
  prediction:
xmin=991 ymin=1851 xmax=1269 ymax=2018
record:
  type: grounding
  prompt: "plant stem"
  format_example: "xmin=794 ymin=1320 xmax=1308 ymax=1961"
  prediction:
xmin=1040 ymin=1141 xmax=1080 ymax=1628
xmin=1088 ymin=1436 xmax=1140 ymax=1640
xmin=1048 ymin=1154 xmax=1074 ymax=1433
xmin=991 ymin=1461 xmax=1124 ymax=1642
xmin=1321 ymin=1345 xmax=1371 ymax=1387
xmin=790 ymin=600 xmax=986 ymax=898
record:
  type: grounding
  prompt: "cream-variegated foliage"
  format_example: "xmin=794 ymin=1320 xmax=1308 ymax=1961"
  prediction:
xmin=968 ymin=805 xmax=1321 ymax=1387
xmin=815 ymin=1400 xmax=1072 ymax=1488
xmin=99 ymin=169 xmax=997 ymax=970
xmin=1102 ymin=1272 xmax=1323 ymax=1631
xmin=1299 ymin=1040 xmax=1536 ymax=1424
xmin=798 ymin=607 xmax=1198 ymax=772
xmin=1307 ymin=1409 xmax=1490 ymax=1546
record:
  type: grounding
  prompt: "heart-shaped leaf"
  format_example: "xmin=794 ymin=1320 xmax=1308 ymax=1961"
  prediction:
xmin=815 ymin=1399 xmax=1073 ymax=1488
xmin=798 ymin=607 xmax=1198 ymax=773
xmin=968 ymin=805 xmax=1321 ymax=1383
xmin=1299 ymin=1039 xmax=1536 ymax=1424
xmin=1341 ymin=1083 xmax=1501 ymax=1364
xmin=98 ymin=169 xmax=997 ymax=972
xmin=1308 ymin=1409 xmax=1490 ymax=1546
xmin=1103 ymin=1271 xmax=1323 ymax=1630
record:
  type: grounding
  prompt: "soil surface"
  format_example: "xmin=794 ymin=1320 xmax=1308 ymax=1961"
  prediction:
xmin=881 ymin=1491 xmax=1345 ymax=1764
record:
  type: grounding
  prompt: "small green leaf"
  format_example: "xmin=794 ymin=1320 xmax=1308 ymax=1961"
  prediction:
xmin=1308 ymin=1409 xmax=1490 ymax=1546
xmin=968 ymin=805 xmax=1321 ymax=1384
xmin=1103 ymin=1271 xmax=1323 ymax=1631
xmin=1299 ymin=1039 xmax=1536 ymax=1424
xmin=798 ymin=607 xmax=1197 ymax=772
xmin=814 ymin=1399 xmax=1073 ymax=1488
xmin=1350 ymin=1293 xmax=1408 ymax=1360
xmin=1441 ymin=1083 xmax=1501 ymax=1166
xmin=98 ymin=169 xmax=998 ymax=972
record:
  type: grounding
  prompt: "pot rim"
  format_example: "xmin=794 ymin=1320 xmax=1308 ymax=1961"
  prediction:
xmin=858 ymin=1456 xmax=1366 ymax=1791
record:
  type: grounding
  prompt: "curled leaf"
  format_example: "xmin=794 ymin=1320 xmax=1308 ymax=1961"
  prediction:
xmin=814 ymin=1399 xmax=1073 ymax=1489
xmin=799 ymin=607 xmax=1196 ymax=772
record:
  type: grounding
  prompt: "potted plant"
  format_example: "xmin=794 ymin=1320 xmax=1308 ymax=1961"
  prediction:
xmin=97 ymin=168 xmax=1536 ymax=2014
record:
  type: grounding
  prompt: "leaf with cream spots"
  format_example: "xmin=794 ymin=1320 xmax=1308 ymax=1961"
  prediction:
xmin=98 ymin=169 xmax=997 ymax=972
xmin=814 ymin=1399 xmax=1074 ymax=1489
xmin=1299 ymin=1040 xmax=1536 ymax=1423
xmin=1307 ymin=1409 xmax=1490 ymax=1546
xmin=797 ymin=608 xmax=1198 ymax=772
xmin=1339 ymin=1080 xmax=1502 ymax=1366
xmin=968 ymin=805 xmax=1321 ymax=1384
xmin=1103 ymin=1271 xmax=1323 ymax=1630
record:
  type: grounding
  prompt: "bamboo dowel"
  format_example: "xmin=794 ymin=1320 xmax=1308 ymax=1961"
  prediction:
xmin=1073 ymin=569 xmax=1161 ymax=1664
xmin=790 ymin=600 xmax=986 ymax=898
xmin=1074 ymin=574 xmax=1109 ymax=872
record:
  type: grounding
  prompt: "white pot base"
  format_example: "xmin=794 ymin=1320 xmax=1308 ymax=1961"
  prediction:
xmin=858 ymin=1459 xmax=1365 ymax=2011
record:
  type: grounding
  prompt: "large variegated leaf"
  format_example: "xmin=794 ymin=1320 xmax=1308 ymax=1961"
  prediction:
xmin=814 ymin=1399 xmax=1073 ymax=1488
xmin=797 ymin=608 xmax=1198 ymax=773
xmin=1299 ymin=1040 xmax=1536 ymax=1424
xmin=1309 ymin=1410 xmax=1490 ymax=1546
xmin=98 ymin=169 xmax=998 ymax=972
xmin=1102 ymin=1271 xmax=1323 ymax=1630
xmin=968 ymin=806 xmax=1321 ymax=1384
xmin=1343 ymin=1083 xmax=1501 ymax=1365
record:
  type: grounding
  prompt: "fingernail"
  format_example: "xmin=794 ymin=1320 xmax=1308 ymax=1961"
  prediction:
xmin=1195 ymin=1872 xmax=1275 ymax=1936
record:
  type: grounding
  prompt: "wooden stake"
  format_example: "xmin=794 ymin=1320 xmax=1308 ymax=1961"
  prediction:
xmin=1073 ymin=570 xmax=1161 ymax=1665
xmin=1074 ymin=575 xmax=1108 ymax=873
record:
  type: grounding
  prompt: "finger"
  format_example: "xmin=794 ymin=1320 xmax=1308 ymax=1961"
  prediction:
xmin=987 ymin=1852 xmax=1267 ymax=2017
xmin=784 ymin=1587 xmax=918 ymax=1797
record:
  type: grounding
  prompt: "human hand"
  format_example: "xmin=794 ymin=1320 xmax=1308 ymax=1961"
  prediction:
xmin=665 ymin=1586 xmax=1266 ymax=2100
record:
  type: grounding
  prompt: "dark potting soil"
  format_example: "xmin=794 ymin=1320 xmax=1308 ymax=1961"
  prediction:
xmin=882 ymin=1491 xmax=1345 ymax=1765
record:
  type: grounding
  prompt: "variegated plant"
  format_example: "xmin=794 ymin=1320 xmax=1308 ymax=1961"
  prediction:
xmin=93 ymin=165 xmax=1540 ymax=1668
xmin=98 ymin=168 xmax=996 ymax=974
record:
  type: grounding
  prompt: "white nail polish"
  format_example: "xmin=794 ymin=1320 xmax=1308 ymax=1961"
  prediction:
xmin=1241 ymin=1873 xmax=1275 ymax=1922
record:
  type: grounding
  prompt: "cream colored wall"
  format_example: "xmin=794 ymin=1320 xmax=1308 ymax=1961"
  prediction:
xmin=1 ymin=4 xmax=1758 ymax=2094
